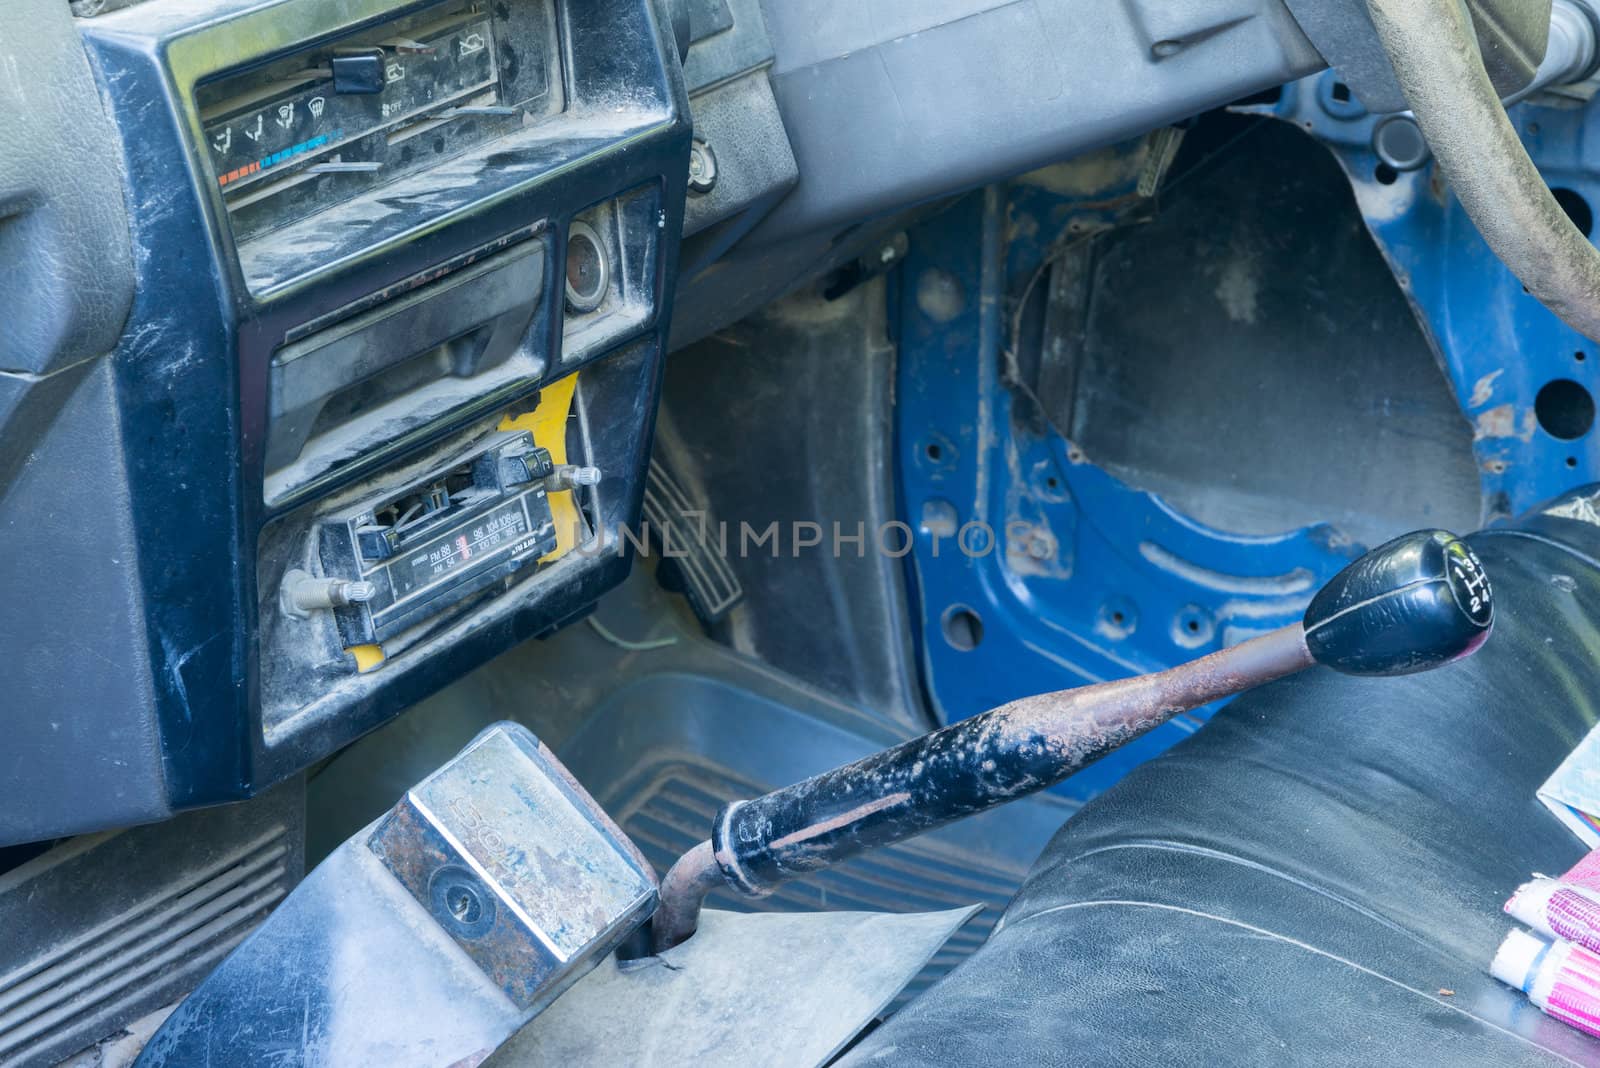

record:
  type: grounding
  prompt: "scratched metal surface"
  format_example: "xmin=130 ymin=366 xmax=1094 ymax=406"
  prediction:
xmin=367 ymin=724 xmax=656 ymax=1008
xmin=1245 ymin=71 xmax=1600 ymax=520
xmin=896 ymin=87 xmax=1598 ymax=798
xmin=895 ymin=187 xmax=1364 ymax=804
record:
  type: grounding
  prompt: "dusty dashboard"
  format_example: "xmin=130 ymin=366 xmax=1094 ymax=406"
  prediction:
xmin=1 ymin=0 xmax=691 ymax=843
xmin=198 ymin=0 xmax=560 ymax=248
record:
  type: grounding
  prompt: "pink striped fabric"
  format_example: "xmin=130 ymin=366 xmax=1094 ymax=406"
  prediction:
xmin=1563 ymin=849 xmax=1600 ymax=890
xmin=1547 ymin=943 xmax=1600 ymax=1037
xmin=1544 ymin=886 xmax=1600 ymax=952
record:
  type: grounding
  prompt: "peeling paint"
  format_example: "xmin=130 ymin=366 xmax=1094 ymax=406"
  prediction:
xmin=1214 ymin=251 xmax=1261 ymax=325
xmin=1469 ymin=369 xmax=1505 ymax=408
xmin=1474 ymin=403 xmax=1537 ymax=442
xmin=1350 ymin=173 xmax=1421 ymax=223
xmin=1016 ymin=144 xmax=1146 ymax=198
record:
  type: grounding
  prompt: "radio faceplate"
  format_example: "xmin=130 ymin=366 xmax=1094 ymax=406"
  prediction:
xmin=315 ymin=431 xmax=561 ymax=646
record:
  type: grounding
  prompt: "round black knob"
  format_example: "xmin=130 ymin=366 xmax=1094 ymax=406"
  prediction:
xmin=1303 ymin=530 xmax=1493 ymax=677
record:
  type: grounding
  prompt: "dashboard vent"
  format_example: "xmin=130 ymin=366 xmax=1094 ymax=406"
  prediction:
xmin=0 ymin=786 xmax=303 ymax=1066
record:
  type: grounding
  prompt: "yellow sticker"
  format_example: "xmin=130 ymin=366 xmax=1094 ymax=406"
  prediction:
xmin=501 ymin=373 xmax=581 ymax=563
xmin=347 ymin=643 xmax=386 ymax=673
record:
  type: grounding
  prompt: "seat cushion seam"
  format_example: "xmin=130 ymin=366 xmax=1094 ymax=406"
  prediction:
xmin=1478 ymin=528 xmax=1600 ymax=573
xmin=1015 ymin=838 xmax=1436 ymax=952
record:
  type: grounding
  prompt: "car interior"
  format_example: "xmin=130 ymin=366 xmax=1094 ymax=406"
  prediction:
xmin=7 ymin=0 xmax=1600 ymax=1064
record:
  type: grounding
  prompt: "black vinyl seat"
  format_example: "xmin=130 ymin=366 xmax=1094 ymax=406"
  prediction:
xmin=844 ymin=499 xmax=1600 ymax=1066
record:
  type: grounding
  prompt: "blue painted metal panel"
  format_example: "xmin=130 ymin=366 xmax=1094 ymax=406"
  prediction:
xmin=895 ymin=189 xmax=1361 ymax=805
xmin=1249 ymin=73 xmax=1600 ymax=518
xmin=896 ymin=80 xmax=1599 ymax=803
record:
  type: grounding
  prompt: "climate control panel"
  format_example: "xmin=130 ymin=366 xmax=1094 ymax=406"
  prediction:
xmin=196 ymin=0 xmax=561 ymax=244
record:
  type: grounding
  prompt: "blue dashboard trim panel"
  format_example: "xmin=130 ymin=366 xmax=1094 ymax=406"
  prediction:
xmin=895 ymin=189 xmax=1361 ymax=805
xmin=1249 ymin=73 xmax=1599 ymax=520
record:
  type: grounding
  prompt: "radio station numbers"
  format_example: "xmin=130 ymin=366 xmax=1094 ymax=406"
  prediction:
xmin=389 ymin=500 xmax=531 ymax=600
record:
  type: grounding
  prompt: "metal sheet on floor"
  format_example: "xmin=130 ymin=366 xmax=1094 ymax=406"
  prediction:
xmin=493 ymin=906 xmax=982 ymax=1067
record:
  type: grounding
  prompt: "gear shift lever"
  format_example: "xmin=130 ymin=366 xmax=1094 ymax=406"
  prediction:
xmin=653 ymin=529 xmax=1494 ymax=951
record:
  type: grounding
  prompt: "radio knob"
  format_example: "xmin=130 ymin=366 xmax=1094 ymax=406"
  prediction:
xmin=474 ymin=439 xmax=552 ymax=491
xmin=548 ymin=465 xmax=602 ymax=491
xmin=281 ymin=570 xmax=377 ymax=619
xmin=357 ymin=528 xmax=399 ymax=561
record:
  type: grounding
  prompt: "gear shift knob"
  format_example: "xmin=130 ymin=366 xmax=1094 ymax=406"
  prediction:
xmin=1304 ymin=530 xmax=1494 ymax=677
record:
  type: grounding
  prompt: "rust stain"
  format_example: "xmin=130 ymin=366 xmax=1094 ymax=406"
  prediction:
xmin=769 ymin=792 xmax=912 ymax=850
xmin=1008 ymin=209 xmax=1040 ymax=242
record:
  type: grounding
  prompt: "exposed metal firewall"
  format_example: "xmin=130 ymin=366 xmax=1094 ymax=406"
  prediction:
xmin=897 ymin=94 xmax=1598 ymax=796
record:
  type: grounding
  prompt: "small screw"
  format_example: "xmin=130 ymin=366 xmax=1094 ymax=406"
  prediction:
xmin=688 ymin=139 xmax=718 ymax=196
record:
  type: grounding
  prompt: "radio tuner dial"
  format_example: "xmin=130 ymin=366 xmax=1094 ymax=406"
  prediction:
xmin=280 ymin=569 xmax=377 ymax=619
xmin=549 ymin=465 xmax=602 ymax=491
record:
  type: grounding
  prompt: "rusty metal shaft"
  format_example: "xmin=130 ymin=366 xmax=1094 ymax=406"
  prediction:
xmin=653 ymin=624 xmax=1313 ymax=951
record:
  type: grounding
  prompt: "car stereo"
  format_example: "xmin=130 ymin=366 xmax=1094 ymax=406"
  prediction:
xmin=0 ymin=0 xmax=691 ymax=846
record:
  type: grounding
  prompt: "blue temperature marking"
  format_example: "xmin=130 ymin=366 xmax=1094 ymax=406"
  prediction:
xmin=259 ymin=129 xmax=344 ymax=173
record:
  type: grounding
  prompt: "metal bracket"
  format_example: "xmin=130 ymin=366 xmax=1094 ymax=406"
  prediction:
xmin=133 ymin=724 xmax=656 ymax=1067
xmin=1282 ymin=0 xmax=1552 ymax=113
xmin=367 ymin=726 xmax=657 ymax=1009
